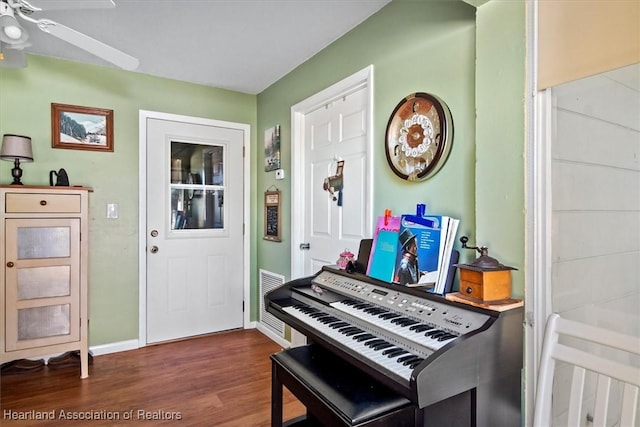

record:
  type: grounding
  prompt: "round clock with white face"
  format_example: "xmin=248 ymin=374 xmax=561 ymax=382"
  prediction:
xmin=385 ymin=92 xmax=453 ymax=181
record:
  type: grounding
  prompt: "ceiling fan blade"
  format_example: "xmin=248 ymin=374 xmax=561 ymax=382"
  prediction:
xmin=21 ymin=0 xmax=115 ymax=12
xmin=36 ymin=19 xmax=139 ymax=70
xmin=0 ymin=46 xmax=27 ymax=68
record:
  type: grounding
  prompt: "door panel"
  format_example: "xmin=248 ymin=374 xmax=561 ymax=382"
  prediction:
xmin=311 ymin=161 xmax=331 ymax=236
xmin=146 ymin=118 xmax=243 ymax=344
xmin=341 ymin=154 xmax=367 ymax=240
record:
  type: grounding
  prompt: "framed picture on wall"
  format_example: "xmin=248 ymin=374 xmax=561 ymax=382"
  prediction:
xmin=264 ymin=125 xmax=281 ymax=172
xmin=264 ymin=189 xmax=281 ymax=242
xmin=51 ymin=103 xmax=114 ymax=152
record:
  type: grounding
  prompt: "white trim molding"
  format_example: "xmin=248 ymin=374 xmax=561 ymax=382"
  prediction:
xmin=256 ymin=323 xmax=290 ymax=349
xmin=525 ymin=2 xmax=554 ymax=424
xmin=90 ymin=340 xmax=140 ymax=357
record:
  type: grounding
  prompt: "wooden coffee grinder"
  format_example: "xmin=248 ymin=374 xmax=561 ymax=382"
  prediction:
xmin=453 ymin=236 xmax=517 ymax=302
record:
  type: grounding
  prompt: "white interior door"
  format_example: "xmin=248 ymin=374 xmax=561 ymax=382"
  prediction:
xmin=291 ymin=68 xmax=372 ymax=277
xmin=145 ymin=118 xmax=244 ymax=343
xmin=302 ymin=87 xmax=369 ymax=275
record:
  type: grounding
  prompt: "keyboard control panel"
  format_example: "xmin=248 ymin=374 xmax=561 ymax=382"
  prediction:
xmin=312 ymin=269 xmax=490 ymax=335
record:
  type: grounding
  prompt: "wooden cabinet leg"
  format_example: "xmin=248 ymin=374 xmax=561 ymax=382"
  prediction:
xmin=80 ymin=348 xmax=89 ymax=379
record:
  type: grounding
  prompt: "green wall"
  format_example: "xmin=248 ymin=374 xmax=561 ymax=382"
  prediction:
xmin=0 ymin=55 xmax=257 ymax=345
xmin=476 ymin=0 xmax=526 ymax=297
xmin=257 ymin=0 xmax=526 ymax=298
xmin=257 ymin=0 xmax=480 ymax=280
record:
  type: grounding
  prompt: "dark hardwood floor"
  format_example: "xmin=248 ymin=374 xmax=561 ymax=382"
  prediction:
xmin=1 ymin=329 xmax=305 ymax=426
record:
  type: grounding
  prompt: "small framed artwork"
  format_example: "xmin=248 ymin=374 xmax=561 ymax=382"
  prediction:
xmin=264 ymin=189 xmax=281 ymax=242
xmin=264 ymin=125 xmax=281 ymax=172
xmin=51 ymin=103 xmax=114 ymax=152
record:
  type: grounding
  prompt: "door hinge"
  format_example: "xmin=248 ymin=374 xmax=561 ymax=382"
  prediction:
xmin=242 ymin=301 xmax=245 ymax=312
xmin=243 ymin=146 xmax=245 ymax=157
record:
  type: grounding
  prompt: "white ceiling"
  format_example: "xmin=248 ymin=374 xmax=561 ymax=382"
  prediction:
xmin=14 ymin=0 xmax=391 ymax=94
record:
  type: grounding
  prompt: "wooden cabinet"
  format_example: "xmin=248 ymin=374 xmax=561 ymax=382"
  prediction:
xmin=0 ymin=186 xmax=91 ymax=378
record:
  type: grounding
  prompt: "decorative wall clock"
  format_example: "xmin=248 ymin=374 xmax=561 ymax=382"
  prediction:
xmin=385 ymin=92 xmax=453 ymax=181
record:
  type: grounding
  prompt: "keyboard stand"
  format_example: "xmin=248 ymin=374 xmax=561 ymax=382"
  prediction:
xmin=271 ymin=344 xmax=416 ymax=427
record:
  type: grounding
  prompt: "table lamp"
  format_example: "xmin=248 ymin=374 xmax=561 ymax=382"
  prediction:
xmin=0 ymin=134 xmax=33 ymax=185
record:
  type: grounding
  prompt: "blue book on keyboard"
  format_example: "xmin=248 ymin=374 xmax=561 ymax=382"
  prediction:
xmin=367 ymin=229 xmax=399 ymax=283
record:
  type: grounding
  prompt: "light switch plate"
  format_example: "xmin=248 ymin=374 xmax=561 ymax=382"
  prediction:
xmin=106 ymin=203 xmax=119 ymax=219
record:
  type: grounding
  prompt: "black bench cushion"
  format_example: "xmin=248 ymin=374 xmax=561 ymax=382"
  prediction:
xmin=271 ymin=345 xmax=412 ymax=425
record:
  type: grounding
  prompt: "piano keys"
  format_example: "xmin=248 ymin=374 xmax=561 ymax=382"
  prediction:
xmin=283 ymin=303 xmax=421 ymax=382
xmin=266 ymin=265 xmax=523 ymax=426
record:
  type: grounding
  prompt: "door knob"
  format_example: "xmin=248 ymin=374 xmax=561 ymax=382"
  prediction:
xmin=6 ymin=261 xmax=14 ymax=268
xmin=150 ymin=246 xmax=159 ymax=254
xmin=150 ymin=230 xmax=158 ymax=237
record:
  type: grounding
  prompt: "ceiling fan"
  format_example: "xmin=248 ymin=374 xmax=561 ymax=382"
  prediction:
xmin=0 ymin=0 xmax=138 ymax=70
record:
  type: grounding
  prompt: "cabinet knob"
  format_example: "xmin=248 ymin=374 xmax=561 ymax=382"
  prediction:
xmin=465 ymin=287 xmax=473 ymax=294
xmin=40 ymin=200 xmax=47 ymax=206
xmin=7 ymin=261 xmax=14 ymax=268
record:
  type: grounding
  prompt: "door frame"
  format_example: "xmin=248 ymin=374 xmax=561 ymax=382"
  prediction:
xmin=138 ymin=110 xmax=251 ymax=346
xmin=290 ymin=65 xmax=374 ymax=280
xmin=526 ymin=1 xmax=553 ymax=422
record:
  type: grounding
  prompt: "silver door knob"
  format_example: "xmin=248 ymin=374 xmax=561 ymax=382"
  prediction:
xmin=150 ymin=230 xmax=158 ymax=237
xmin=150 ymin=246 xmax=159 ymax=254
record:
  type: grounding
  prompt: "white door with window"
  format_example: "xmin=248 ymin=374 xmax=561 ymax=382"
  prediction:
xmin=144 ymin=117 xmax=245 ymax=344
xmin=292 ymin=66 xmax=373 ymax=279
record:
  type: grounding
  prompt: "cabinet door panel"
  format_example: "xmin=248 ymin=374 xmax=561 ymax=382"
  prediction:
xmin=4 ymin=218 xmax=80 ymax=351
xmin=18 ymin=304 xmax=71 ymax=340
xmin=17 ymin=266 xmax=71 ymax=299
xmin=17 ymin=227 xmax=71 ymax=259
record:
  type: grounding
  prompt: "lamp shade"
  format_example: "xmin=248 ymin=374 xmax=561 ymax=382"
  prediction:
xmin=0 ymin=134 xmax=34 ymax=162
xmin=0 ymin=5 xmax=29 ymax=45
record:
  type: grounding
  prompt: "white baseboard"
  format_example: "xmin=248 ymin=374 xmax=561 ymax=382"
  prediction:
xmin=246 ymin=321 xmax=258 ymax=329
xmin=90 ymin=339 xmax=140 ymax=356
xmin=89 ymin=322 xmax=264 ymax=357
xmin=256 ymin=323 xmax=290 ymax=349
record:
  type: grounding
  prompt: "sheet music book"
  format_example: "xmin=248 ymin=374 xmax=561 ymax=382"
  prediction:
xmin=366 ymin=213 xmax=401 ymax=277
xmin=394 ymin=214 xmax=459 ymax=294
xmin=368 ymin=229 xmax=400 ymax=282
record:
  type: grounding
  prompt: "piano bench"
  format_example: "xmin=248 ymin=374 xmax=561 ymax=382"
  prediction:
xmin=271 ymin=344 xmax=415 ymax=427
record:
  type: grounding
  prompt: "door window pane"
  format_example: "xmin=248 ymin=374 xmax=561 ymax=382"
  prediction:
xmin=170 ymin=141 xmax=225 ymax=230
xmin=170 ymin=189 xmax=224 ymax=229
